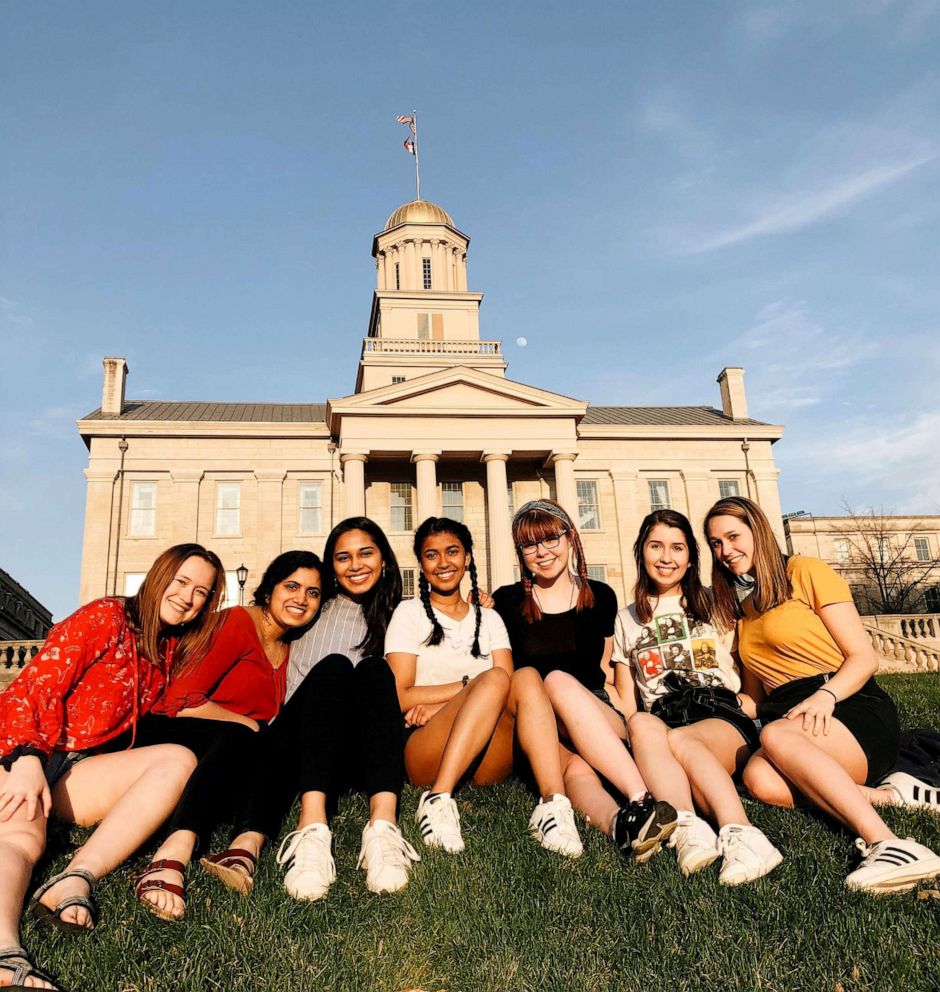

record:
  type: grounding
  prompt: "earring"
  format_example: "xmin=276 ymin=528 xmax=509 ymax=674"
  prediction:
xmin=381 ymin=563 xmax=386 ymax=578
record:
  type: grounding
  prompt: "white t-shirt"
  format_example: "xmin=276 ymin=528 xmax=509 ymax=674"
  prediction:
xmin=612 ymin=595 xmax=740 ymax=709
xmin=385 ymin=598 xmax=511 ymax=687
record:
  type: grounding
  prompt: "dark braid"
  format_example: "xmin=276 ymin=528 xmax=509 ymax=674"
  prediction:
xmin=418 ymin=571 xmax=446 ymax=647
xmin=566 ymin=526 xmax=596 ymax=611
xmin=520 ymin=569 xmax=541 ymax=624
xmin=467 ymin=555 xmax=483 ymax=658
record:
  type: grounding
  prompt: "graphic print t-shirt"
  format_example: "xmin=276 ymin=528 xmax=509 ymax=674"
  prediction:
xmin=612 ymin=596 xmax=739 ymax=709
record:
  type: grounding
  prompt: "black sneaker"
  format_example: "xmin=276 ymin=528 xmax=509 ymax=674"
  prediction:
xmin=613 ymin=794 xmax=678 ymax=862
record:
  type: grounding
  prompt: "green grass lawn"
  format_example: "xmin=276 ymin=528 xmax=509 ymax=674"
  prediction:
xmin=25 ymin=674 xmax=940 ymax=992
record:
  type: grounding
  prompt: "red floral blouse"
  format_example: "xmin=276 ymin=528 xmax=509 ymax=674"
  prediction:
xmin=0 ymin=597 xmax=169 ymax=766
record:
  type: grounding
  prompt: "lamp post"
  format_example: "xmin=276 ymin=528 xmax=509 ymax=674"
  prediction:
xmin=741 ymin=438 xmax=753 ymax=500
xmin=236 ymin=563 xmax=248 ymax=605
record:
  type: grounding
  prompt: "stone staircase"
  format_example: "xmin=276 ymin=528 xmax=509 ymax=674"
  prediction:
xmin=0 ymin=640 xmax=42 ymax=689
xmin=864 ymin=624 xmax=940 ymax=674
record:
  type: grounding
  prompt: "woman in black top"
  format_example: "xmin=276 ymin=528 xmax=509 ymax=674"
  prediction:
xmin=493 ymin=499 xmax=676 ymax=860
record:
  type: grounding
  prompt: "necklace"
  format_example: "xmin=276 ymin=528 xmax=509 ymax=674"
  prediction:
xmin=533 ymin=579 xmax=578 ymax=613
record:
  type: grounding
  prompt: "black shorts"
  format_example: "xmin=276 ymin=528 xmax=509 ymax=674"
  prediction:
xmin=650 ymin=679 xmax=760 ymax=752
xmin=591 ymin=688 xmax=627 ymax=727
xmin=758 ymin=675 xmax=900 ymax=786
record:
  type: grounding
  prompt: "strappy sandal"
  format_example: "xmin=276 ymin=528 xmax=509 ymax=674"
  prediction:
xmin=0 ymin=945 xmax=64 ymax=991
xmin=133 ymin=859 xmax=186 ymax=922
xmin=28 ymin=868 xmax=97 ymax=933
xmin=200 ymin=847 xmax=257 ymax=895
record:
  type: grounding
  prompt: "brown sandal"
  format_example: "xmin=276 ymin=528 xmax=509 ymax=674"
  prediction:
xmin=200 ymin=848 xmax=256 ymax=895
xmin=133 ymin=859 xmax=186 ymax=921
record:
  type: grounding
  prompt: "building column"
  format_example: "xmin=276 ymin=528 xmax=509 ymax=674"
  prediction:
xmin=431 ymin=240 xmax=445 ymax=290
xmin=550 ymin=452 xmax=579 ymax=523
xmin=254 ymin=469 xmax=286 ymax=573
xmin=753 ymin=469 xmax=785 ymax=546
xmin=341 ymin=452 xmax=368 ymax=518
xmin=412 ymin=452 xmax=440 ymax=524
xmin=608 ymin=470 xmax=641 ymax=597
xmin=458 ymin=252 xmax=468 ymax=291
xmin=79 ymin=467 xmax=119 ymax=605
xmin=483 ymin=453 xmax=514 ymax=590
xmin=170 ymin=469 xmax=203 ymax=544
xmin=404 ymin=239 xmax=417 ymax=290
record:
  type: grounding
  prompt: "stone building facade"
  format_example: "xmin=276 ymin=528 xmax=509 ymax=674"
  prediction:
xmin=76 ymin=198 xmax=785 ymax=608
xmin=0 ymin=567 xmax=53 ymax=640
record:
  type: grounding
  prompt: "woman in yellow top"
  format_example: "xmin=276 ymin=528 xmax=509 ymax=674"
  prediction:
xmin=705 ymin=496 xmax=940 ymax=895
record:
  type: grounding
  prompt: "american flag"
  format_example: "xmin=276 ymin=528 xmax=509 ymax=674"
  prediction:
xmin=403 ymin=138 xmax=416 ymax=156
xmin=396 ymin=114 xmax=417 ymax=134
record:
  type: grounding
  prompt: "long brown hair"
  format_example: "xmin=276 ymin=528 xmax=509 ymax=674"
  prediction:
xmin=511 ymin=499 xmax=595 ymax=623
xmin=632 ymin=510 xmax=712 ymax=627
xmin=704 ymin=497 xmax=790 ymax=630
xmin=125 ymin=543 xmax=225 ymax=673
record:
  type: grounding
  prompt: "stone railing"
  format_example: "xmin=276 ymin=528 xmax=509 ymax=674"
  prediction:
xmin=0 ymin=640 xmax=43 ymax=689
xmin=865 ymin=613 xmax=940 ymax=648
xmin=362 ymin=338 xmax=502 ymax=356
xmin=865 ymin=624 xmax=940 ymax=674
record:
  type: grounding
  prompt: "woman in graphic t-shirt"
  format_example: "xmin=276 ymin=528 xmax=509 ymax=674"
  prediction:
xmin=387 ymin=517 xmax=582 ymax=857
xmin=705 ymin=496 xmax=940 ymax=894
xmin=614 ymin=510 xmax=781 ymax=885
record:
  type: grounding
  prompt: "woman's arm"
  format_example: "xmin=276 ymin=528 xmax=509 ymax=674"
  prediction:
xmin=387 ymin=652 xmax=467 ymax=710
xmin=737 ymin=664 xmax=764 ymax=719
xmin=610 ymin=651 xmax=640 ymax=721
xmin=785 ymin=600 xmax=878 ymax=735
xmin=175 ymin=701 xmax=259 ymax=731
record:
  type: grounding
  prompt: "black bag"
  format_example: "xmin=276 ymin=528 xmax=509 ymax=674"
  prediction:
xmin=892 ymin=729 xmax=940 ymax=787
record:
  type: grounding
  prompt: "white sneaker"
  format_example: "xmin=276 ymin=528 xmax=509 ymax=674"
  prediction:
xmin=416 ymin=791 xmax=465 ymax=852
xmin=356 ymin=820 xmax=421 ymax=894
xmin=716 ymin=824 xmax=783 ymax=886
xmin=669 ymin=811 xmax=720 ymax=876
xmin=276 ymin=823 xmax=336 ymax=901
xmin=845 ymin=836 xmax=940 ymax=894
xmin=529 ymin=794 xmax=583 ymax=858
xmin=878 ymin=772 xmax=940 ymax=815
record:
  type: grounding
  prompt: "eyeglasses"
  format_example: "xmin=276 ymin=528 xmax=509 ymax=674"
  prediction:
xmin=518 ymin=531 xmax=567 ymax=557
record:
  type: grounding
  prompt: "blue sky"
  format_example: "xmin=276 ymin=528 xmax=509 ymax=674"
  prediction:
xmin=2 ymin=0 xmax=939 ymax=619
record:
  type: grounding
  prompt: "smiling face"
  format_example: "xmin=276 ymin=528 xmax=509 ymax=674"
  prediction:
xmin=332 ymin=528 xmax=383 ymax=600
xmin=707 ymin=514 xmax=756 ymax=577
xmin=419 ymin=531 xmax=469 ymax=595
xmin=520 ymin=529 xmax=571 ymax=585
xmin=158 ymin=555 xmax=218 ymax=627
xmin=266 ymin=567 xmax=321 ymax=629
xmin=642 ymin=523 xmax=690 ymax=596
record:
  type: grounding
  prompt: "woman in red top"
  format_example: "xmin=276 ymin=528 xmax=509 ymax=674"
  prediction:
xmin=129 ymin=550 xmax=322 ymax=922
xmin=0 ymin=543 xmax=223 ymax=992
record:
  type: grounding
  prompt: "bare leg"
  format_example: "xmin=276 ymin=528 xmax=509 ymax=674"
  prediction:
xmin=628 ymin=713 xmax=694 ymax=812
xmin=562 ymin=750 xmax=617 ymax=837
xmin=746 ymin=719 xmax=894 ymax=845
xmin=666 ymin=721 xmax=752 ymax=826
xmin=505 ymin=668 xmax=566 ymax=799
xmin=544 ymin=670 xmax=646 ymax=798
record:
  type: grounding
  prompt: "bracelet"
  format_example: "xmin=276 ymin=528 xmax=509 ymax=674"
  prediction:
xmin=819 ymin=687 xmax=838 ymax=704
xmin=461 ymin=674 xmax=469 ymax=687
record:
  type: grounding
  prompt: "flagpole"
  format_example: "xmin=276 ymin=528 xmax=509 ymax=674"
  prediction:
xmin=412 ymin=108 xmax=421 ymax=200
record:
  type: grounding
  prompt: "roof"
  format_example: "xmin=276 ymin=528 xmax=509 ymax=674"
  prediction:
xmin=80 ymin=401 xmax=770 ymax=428
xmin=385 ymin=199 xmax=454 ymax=230
xmin=81 ymin=401 xmax=327 ymax=423
xmin=582 ymin=405 xmax=770 ymax=427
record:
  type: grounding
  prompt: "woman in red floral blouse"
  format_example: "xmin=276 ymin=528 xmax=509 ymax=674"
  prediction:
xmin=0 ymin=543 xmax=223 ymax=992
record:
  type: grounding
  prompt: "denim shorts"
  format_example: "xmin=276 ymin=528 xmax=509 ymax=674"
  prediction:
xmin=44 ymin=748 xmax=97 ymax=787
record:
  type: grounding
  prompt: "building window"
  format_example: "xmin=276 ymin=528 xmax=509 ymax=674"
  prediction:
xmin=129 ymin=482 xmax=157 ymax=537
xmin=124 ymin=573 xmax=146 ymax=596
xmin=402 ymin=568 xmax=416 ymax=599
xmin=914 ymin=537 xmax=931 ymax=562
xmin=576 ymin=480 xmax=600 ymax=530
xmin=925 ymin=587 xmax=940 ymax=612
xmin=222 ymin=570 xmax=241 ymax=609
xmin=417 ymin=313 xmax=430 ymax=339
xmin=422 ymin=257 xmax=432 ymax=290
xmin=215 ymin=482 xmax=241 ymax=536
xmin=442 ymin=482 xmax=464 ymax=523
xmin=395 ymin=262 xmax=400 ymax=290
xmin=834 ymin=539 xmax=851 ymax=563
xmin=718 ymin=479 xmax=740 ymax=499
xmin=648 ymin=480 xmax=671 ymax=512
xmin=586 ymin=565 xmax=606 ymax=582
xmin=392 ymin=376 xmax=406 ymax=384
xmin=390 ymin=482 xmax=413 ymax=532
xmin=299 ymin=482 xmax=322 ymax=534
xmin=507 ymin=483 xmax=515 ymax=519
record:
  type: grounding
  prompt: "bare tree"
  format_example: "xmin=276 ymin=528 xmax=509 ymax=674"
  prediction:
xmin=834 ymin=504 xmax=940 ymax=614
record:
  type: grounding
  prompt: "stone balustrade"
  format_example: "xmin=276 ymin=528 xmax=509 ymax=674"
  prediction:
xmin=0 ymin=640 xmax=42 ymax=689
xmin=865 ymin=624 xmax=940 ymax=674
xmin=362 ymin=338 xmax=502 ymax=355
xmin=865 ymin=613 xmax=940 ymax=647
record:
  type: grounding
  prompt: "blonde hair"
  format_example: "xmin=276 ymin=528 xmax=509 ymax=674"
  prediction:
xmin=704 ymin=497 xmax=790 ymax=630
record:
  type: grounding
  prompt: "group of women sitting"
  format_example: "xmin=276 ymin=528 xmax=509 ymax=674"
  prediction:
xmin=1 ymin=496 xmax=939 ymax=990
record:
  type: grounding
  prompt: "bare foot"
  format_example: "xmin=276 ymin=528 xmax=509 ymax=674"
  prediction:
xmin=37 ymin=873 xmax=94 ymax=930
xmin=0 ymin=948 xmax=60 ymax=989
xmin=135 ymin=861 xmax=186 ymax=921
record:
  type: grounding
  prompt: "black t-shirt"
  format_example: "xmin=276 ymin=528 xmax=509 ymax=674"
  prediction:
xmin=492 ymin=580 xmax=618 ymax=691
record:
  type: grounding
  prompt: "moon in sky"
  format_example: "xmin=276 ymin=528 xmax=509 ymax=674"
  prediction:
xmin=516 ymin=336 xmax=528 ymax=348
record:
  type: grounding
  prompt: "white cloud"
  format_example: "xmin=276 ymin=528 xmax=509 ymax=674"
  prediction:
xmin=685 ymin=155 xmax=935 ymax=253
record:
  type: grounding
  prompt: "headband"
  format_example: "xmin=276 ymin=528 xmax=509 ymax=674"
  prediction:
xmin=512 ymin=499 xmax=573 ymax=532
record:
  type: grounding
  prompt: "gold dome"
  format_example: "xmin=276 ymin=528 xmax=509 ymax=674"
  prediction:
xmin=385 ymin=199 xmax=454 ymax=230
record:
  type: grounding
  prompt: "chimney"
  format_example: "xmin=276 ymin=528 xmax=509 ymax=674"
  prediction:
xmin=101 ymin=357 xmax=128 ymax=416
xmin=717 ymin=366 xmax=748 ymax=421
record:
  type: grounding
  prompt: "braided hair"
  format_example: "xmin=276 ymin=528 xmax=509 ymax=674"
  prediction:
xmin=511 ymin=499 xmax=595 ymax=624
xmin=413 ymin=516 xmax=483 ymax=658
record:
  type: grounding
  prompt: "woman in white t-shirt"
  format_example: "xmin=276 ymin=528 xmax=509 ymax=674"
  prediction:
xmin=386 ymin=517 xmax=582 ymax=857
xmin=615 ymin=509 xmax=783 ymax=886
